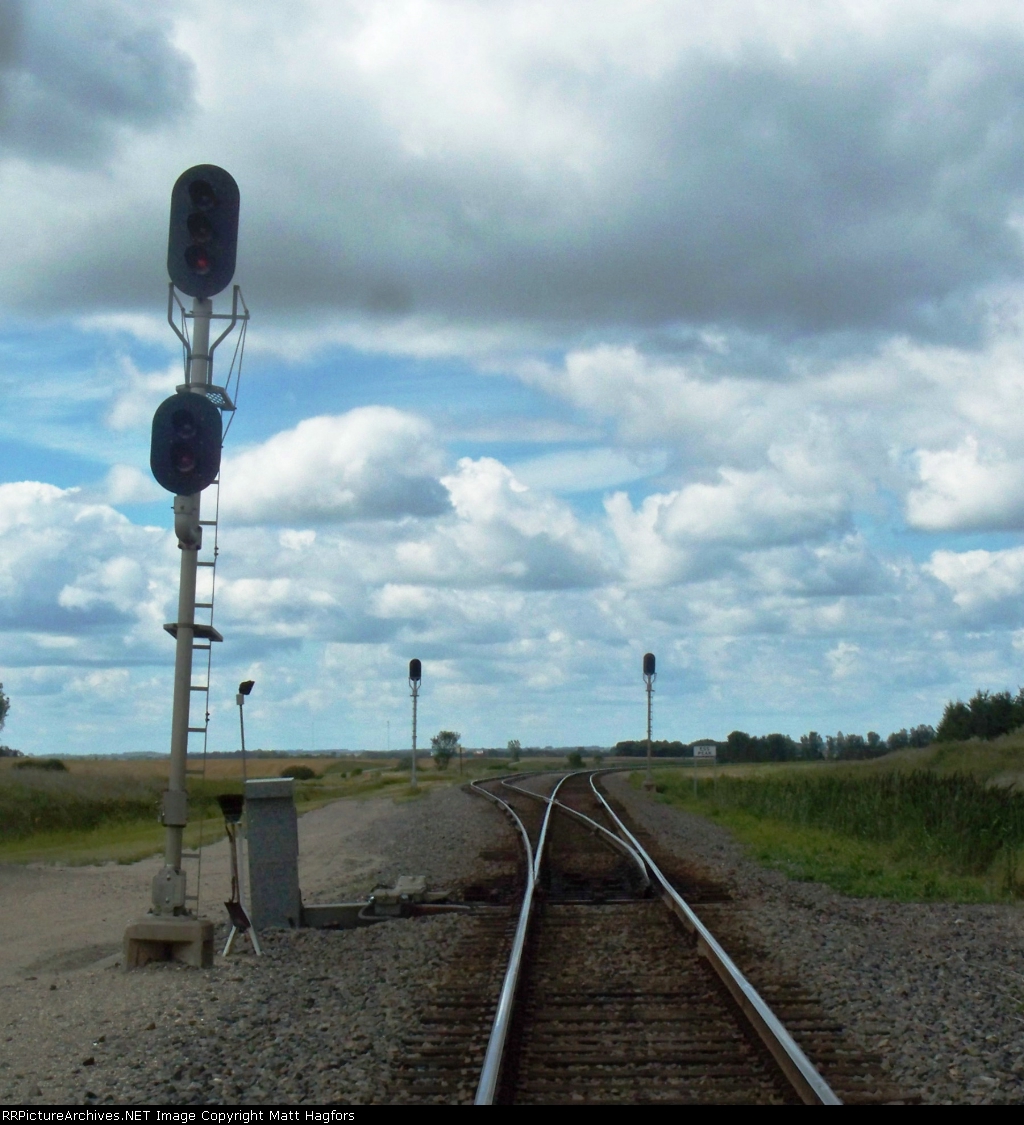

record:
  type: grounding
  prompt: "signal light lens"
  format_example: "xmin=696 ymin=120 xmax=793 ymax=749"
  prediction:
xmin=187 ymin=213 xmax=213 ymax=242
xmin=189 ymin=180 xmax=217 ymax=210
xmin=184 ymin=245 xmax=211 ymax=274
xmin=172 ymin=409 xmax=197 ymax=439
xmin=171 ymin=443 xmax=197 ymax=473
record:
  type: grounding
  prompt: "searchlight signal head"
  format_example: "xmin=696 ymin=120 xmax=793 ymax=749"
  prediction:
xmin=409 ymin=659 xmax=422 ymax=684
xmin=643 ymin=652 xmax=656 ymax=679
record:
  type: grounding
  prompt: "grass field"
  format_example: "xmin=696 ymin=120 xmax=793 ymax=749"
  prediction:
xmin=641 ymin=732 xmax=1024 ymax=903
xmin=0 ymin=751 xmax=547 ymax=865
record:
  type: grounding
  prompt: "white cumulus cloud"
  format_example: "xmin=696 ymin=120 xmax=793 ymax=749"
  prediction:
xmin=220 ymin=407 xmax=450 ymax=526
xmin=907 ymin=437 xmax=1024 ymax=531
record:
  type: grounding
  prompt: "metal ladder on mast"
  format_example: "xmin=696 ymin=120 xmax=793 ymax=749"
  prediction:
xmin=164 ymin=478 xmax=224 ymax=913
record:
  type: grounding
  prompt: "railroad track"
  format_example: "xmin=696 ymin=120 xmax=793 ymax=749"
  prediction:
xmin=389 ymin=769 xmax=904 ymax=1105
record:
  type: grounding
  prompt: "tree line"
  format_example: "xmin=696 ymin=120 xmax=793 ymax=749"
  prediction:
xmin=936 ymin=689 xmax=1024 ymax=742
xmin=613 ymin=725 xmax=935 ymax=763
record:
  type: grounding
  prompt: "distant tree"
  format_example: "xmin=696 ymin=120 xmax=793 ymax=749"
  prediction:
xmin=507 ymin=739 xmax=521 ymax=762
xmin=909 ymin=724 xmax=936 ymax=747
xmin=937 ymin=690 xmax=1024 ymax=742
xmin=431 ymin=730 xmax=461 ymax=771
xmin=725 ymin=731 xmax=755 ymax=762
xmin=936 ymin=701 xmax=972 ymax=742
xmin=764 ymin=733 xmax=797 ymax=761
xmin=866 ymin=731 xmax=882 ymax=751
xmin=799 ymin=731 xmax=825 ymax=759
xmin=613 ymin=739 xmax=687 ymax=757
xmin=566 ymin=749 xmax=584 ymax=768
xmin=0 ymin=683 xmax=8 ymax=732
xmin=837 ymin=733 xmax=868 ymax=760
xmin=887 ymin=728 xmax=910 ymax=751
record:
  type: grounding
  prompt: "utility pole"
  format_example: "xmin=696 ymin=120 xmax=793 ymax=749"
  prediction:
xmin=409 ymin=659 xmax=421 ymax=789
xmin=643 ymin=652 xmax=656 ymax=790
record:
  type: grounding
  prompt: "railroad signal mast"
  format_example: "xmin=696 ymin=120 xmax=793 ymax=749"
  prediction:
xmin=409 ymin=659 xmax=422 ymax=789
xmin=643 ymin=653 xmax=656 ymax=789
xmin=124 ymin=165 xmax=249 ymax=970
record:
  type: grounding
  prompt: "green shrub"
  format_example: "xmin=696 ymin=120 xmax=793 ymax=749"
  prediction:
xmin=280 ymin=765 xmax=318 ymax=781
xmin=14 ymin=758 xmax=68 ymax=772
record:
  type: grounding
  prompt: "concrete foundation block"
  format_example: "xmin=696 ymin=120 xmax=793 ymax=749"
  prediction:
xmin=124 ymin=915 xmax=214 ymax=970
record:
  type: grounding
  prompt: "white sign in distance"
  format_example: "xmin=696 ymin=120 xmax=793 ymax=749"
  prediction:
xmin=692 ymin=744 xmax=717 ymax=760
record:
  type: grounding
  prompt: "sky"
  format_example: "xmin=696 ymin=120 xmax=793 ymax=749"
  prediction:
xmin=3 ymin=0 xmax=1024 ymax=755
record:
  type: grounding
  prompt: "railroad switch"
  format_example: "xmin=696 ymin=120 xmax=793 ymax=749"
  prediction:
xmin=365 ymin=875 xmax=451 ymax=918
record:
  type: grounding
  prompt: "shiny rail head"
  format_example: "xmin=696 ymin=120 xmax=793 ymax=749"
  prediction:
xmin=586 ymin=771 xmax=841 ymax=1106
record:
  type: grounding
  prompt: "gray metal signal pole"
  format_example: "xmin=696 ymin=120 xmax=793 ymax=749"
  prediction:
xmin=643 ymin=653 xmax=656 ymax=789
xmin=125 ymin=298 xmax=217 ymax=968
xmin=411 ymin=688 xmax=418 ymax=788
xmin=158 ymin=297 xmax=212 ymax=905
xmin=409 ymin=659 xmax=421 ymax=789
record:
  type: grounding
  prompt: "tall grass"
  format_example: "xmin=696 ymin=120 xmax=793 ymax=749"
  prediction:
xmin=666 ymin=770 xmax=1024 ymax=876
xmin=0 ymin=769 xmax=243 ymax=842
xmin=0 ymin=769 xmax=163 ymax=840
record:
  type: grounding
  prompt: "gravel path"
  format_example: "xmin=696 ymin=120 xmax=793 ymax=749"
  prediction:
xmin=602 ymin=773 xmax=1024 ymax=1106
xmin=0 ymin=783 xmax=514 ymax=1106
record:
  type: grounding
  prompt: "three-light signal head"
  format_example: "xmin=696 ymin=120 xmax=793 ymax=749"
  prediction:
xmin=643 ymin=652 xmax=656 ymax=679
xmin=409 ymin=659 xmax=422 ymax=684
xmin=168 ymin=164 xmax=240 ymax=299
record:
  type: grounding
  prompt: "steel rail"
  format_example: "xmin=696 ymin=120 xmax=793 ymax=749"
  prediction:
xmin=501 ymin=772 xmax=650 ymax=889
xmin=470 ymin=773 xmax=568 ymax=1105
xmin=588 ymin=770 xmax=842 ymax=1106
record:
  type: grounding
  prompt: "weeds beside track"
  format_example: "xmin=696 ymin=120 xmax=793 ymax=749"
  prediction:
xmin=654 ymin=769 xmax=1024 ymax=901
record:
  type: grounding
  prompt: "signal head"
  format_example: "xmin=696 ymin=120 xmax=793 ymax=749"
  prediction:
xmin=150 ymin=391 xmax=223 ymax=495
xmin=643 ymin=652 xmax=656 ymax=677
xmin=409 ymin=658 xmax=422 ymax=683
xmin=168 ymin=165 xmax=239 ymax=299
